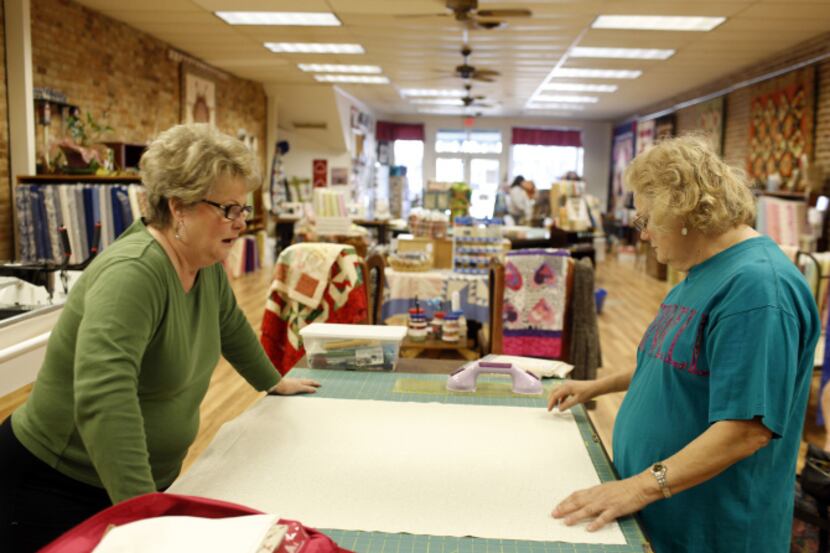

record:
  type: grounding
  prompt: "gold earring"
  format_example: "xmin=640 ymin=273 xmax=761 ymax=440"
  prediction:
xmin=175 ymin=219 xmax=184 ymax=241
xmin=681 ymin=227 xmax=688 ymax=236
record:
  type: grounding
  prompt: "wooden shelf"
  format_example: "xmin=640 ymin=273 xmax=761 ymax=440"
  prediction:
xmin=756 ymin=190 xmax=809 ymax=200
xmin=18 ymin=174 xmax=141 ymax=184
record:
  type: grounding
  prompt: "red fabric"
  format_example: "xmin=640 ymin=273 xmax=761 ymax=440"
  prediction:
xmin=38 ymin=492 xmax=352 ymax=553
xmin=376 ymin=121 xmax=425 ymax=142
xmin=261 ymin=252 xmax=368 ymax=375
xmin=262 ymin=285 xmax=368 ymax=375
xmin=503 ymin=334 xmax=562 ymax=359
xmin=511 ymin=127 xmax=582 ymax=147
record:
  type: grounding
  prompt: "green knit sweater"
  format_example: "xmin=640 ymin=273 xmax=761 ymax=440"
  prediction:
xmin=12 ymin=219 xmax=280 ymax=503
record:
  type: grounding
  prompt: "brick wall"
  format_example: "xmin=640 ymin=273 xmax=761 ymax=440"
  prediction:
xmin=630 ymin=32 xmax=830 ymax=180
xmin=0 ymin=2 xmax=9 ymax=261
xmin=0 ymin=0 xmax=267 ymax=258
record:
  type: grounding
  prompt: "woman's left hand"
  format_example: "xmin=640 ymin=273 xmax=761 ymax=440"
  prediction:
xmin=269 ymin=378 xmax=321 ymax=395
xmin=552 ymin=474 xmax=654 ymax=531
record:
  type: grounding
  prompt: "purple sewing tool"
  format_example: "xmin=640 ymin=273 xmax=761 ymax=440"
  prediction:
xmin=446 ymin=361 xmax=543 ymax=395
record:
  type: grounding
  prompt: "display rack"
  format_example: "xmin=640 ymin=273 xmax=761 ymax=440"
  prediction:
xmin=451 ymin=217 xmax=504 ymax=275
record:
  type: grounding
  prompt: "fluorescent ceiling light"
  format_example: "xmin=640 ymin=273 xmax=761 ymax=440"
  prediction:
xmin=593 ymin=15 xmax=725 ymax=32
xmin=410 ymin=98 xmax=465 ymax=106
xmin=526 ymin=103 xmax=586 ymax=111
xmin=542 ymin=82 xmax=617 ymax=93
xmin=314 ymin=75 xmax=389 ymax=84
xmin=264 ymin=43 xmax=364 ymax=54
xmin=400 ymin=88 xmax=465 ymax=97
xmin=299 ymin=64 xmax=381 ymax=73
xmin=417 ymin=108 xmax=465 ymax=115
xmin=551 ymin=68 xmax=642 ymax=79
xmin=570 ymin=46 xmax=674 ymax=60
xmin=533 ymin=95 xmax=598 ymax=103
xmin=216 ymin=12 xmax=341 ymax=26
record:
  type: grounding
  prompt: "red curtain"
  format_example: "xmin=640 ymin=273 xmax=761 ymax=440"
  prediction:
xmin=511 ymin=127 xmax=582 ymax=147
xmin=376 ymin=121 xmax=425 ymax=142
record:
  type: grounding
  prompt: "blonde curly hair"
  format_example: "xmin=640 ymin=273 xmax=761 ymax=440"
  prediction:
xmin=624 ymin=134 xmax=755 ymax=235
xmin=139 ymin=124 xmax=261 ymax=227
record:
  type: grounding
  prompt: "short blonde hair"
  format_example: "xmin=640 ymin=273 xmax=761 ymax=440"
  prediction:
xmin=139 ymin=124 xmax=261 ymax=227
xmin=624 ymin=134 xmax=755 ymax=235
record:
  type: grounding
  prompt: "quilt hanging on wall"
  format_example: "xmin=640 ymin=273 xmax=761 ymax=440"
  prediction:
xmin=635 ymin=119 xmax=655 ymax=155
xmin=747 ymin=65 xmax=815 ymax=189
xmin=609 ymin=122 xmax=636 ymax=216
xmin=693 ymin=97 xmax=725 ymax=155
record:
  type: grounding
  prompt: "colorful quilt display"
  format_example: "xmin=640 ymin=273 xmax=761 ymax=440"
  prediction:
xmin=687 ymin=97 xmax=725 ymax=154
xmin=610 ymin=122 xmax=636 ymax=215
xmin=502 ymin=249 xmax=570 ymax=359
xmin=635 ymin=119 xmax=655 ymax=155
xmin=261 ymin=243 xmax=367 ymax=374
xmin=747 ymin=66 xmax=815 ymax=188
xmin=381 ymin=269 xmax=489 ymax=324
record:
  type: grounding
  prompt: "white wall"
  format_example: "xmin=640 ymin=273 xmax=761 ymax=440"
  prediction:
xmin=278 ymin=127 xmax=351 ymax=182
xmin=377 ymin=114 xmax=613 ymax=208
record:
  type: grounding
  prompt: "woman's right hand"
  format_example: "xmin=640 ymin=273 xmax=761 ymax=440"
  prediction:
xmin=547 ymin=380 xmax=598 ymax=412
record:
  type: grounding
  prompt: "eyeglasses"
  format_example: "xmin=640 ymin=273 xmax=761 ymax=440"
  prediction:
xmin=632 ymin=213 xmax=649 ymax=232
xmin=200 ymin=199 xmax=254 ymax=221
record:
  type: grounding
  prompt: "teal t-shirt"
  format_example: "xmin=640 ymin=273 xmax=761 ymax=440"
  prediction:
xmin=12 ymin=219 xmax=280 ymax=504
xmin=613 ymin=236 xmax=819 ymax=553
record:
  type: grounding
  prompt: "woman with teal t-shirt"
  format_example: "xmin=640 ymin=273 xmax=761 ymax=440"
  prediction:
xmin=548 ymin=135 xmax=820 ymax=552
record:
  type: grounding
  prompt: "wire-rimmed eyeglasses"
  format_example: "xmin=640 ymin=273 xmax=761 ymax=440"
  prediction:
xmin=200 ymin=199 xmax=254 ymax=221
xmin=632 ymin=214 xmax=649 ymax=232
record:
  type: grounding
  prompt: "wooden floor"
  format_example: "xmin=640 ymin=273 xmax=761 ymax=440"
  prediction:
xmin=0 ymin=254 xmax=825 ymax=474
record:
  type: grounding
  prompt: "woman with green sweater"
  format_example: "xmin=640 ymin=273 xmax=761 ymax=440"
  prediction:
xmin=0 ymin=124 xmax=319 ymax=551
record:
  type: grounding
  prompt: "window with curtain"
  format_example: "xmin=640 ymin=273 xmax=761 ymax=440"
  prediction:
xmin=393 ymin=140 xmax=424 ymax=199
xmin=510 ymin=127 xmax=583 ymax=190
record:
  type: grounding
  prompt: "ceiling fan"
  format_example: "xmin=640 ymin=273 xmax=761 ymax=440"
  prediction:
xmin=446 ymin=45 xmax=500 ymax=82
xmin=399 ymin=0 xmax=532 ymax=30
xmin=460 ymin=84 xmax=495 ymax=108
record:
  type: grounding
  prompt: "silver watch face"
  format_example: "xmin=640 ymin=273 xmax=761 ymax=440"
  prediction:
xmin=652 ymin=463 xmax=666 ymax=476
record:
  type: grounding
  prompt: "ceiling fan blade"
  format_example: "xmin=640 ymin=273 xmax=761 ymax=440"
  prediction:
xmin=472 ymin=19 xmax=507 ymax=30
xmin=394 ymin=12 xmax=450 ymax=19
xmin=474 ymin=69 xmax=500 ymax=77
xmin=476 ymin=9 xmax=532 ymax=18
xmin=472 ymin=74 xmax=496 ymax=82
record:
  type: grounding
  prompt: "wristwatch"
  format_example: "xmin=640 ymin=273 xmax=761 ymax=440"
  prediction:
xmin=650 ymin=463 xmax=672 ymax=499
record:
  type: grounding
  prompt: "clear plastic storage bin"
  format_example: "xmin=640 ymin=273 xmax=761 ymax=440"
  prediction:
xmin=299 ymin=323 xmax=407 ymax=371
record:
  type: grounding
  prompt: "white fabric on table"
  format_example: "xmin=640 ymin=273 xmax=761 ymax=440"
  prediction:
xmin=170 ymin=396 xmax=625 ymax=544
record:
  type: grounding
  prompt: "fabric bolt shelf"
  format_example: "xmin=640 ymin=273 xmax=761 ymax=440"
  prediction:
xmin=14 ymin=181 xmax=148 ymax=264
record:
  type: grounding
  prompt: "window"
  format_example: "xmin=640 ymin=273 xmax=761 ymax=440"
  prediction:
xmin=393 ymin=139 xmax=424 ymax=199
xmin=435 ymin=130 xmax=502 ymax=154
xmin=510 ymin=144 xmax=584 ymax=190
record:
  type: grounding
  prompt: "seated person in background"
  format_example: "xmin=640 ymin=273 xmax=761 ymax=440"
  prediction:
xmin=0 ymin=123 xmax=319 ymax=552
xmin=508 ymin=175 xmax=536 ymax=225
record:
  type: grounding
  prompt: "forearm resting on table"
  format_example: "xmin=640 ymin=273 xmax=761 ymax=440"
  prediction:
xmin=642 ymin=418 xmax=772 ymax=499
xmin=553 ymin=417 xmax=773 ymax=530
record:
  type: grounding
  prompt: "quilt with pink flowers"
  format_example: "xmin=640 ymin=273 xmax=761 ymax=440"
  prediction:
xmin=502 ymin=249 xmax=570 ymax=359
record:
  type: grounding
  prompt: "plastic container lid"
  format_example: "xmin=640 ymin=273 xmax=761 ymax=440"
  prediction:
xmin=299 ymin=323 xmax=407 ymax=341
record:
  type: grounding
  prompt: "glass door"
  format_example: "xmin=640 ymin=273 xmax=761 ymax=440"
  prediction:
xmin=435 ymin=157 xmax=465 ymax=183
xmin=469 ymin=158 xmax=500 ymax=218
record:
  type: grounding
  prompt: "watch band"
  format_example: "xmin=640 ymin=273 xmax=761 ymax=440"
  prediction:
xmin=651 ymin=463 xmax=672 ymax=499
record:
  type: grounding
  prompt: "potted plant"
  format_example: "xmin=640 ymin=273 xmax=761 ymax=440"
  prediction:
xmin=52 ymin=109 xmax=114 ymax=174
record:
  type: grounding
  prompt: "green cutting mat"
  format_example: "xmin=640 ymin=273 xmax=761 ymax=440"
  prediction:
xmin=290 ymin=368 xmax=651 ymax=553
